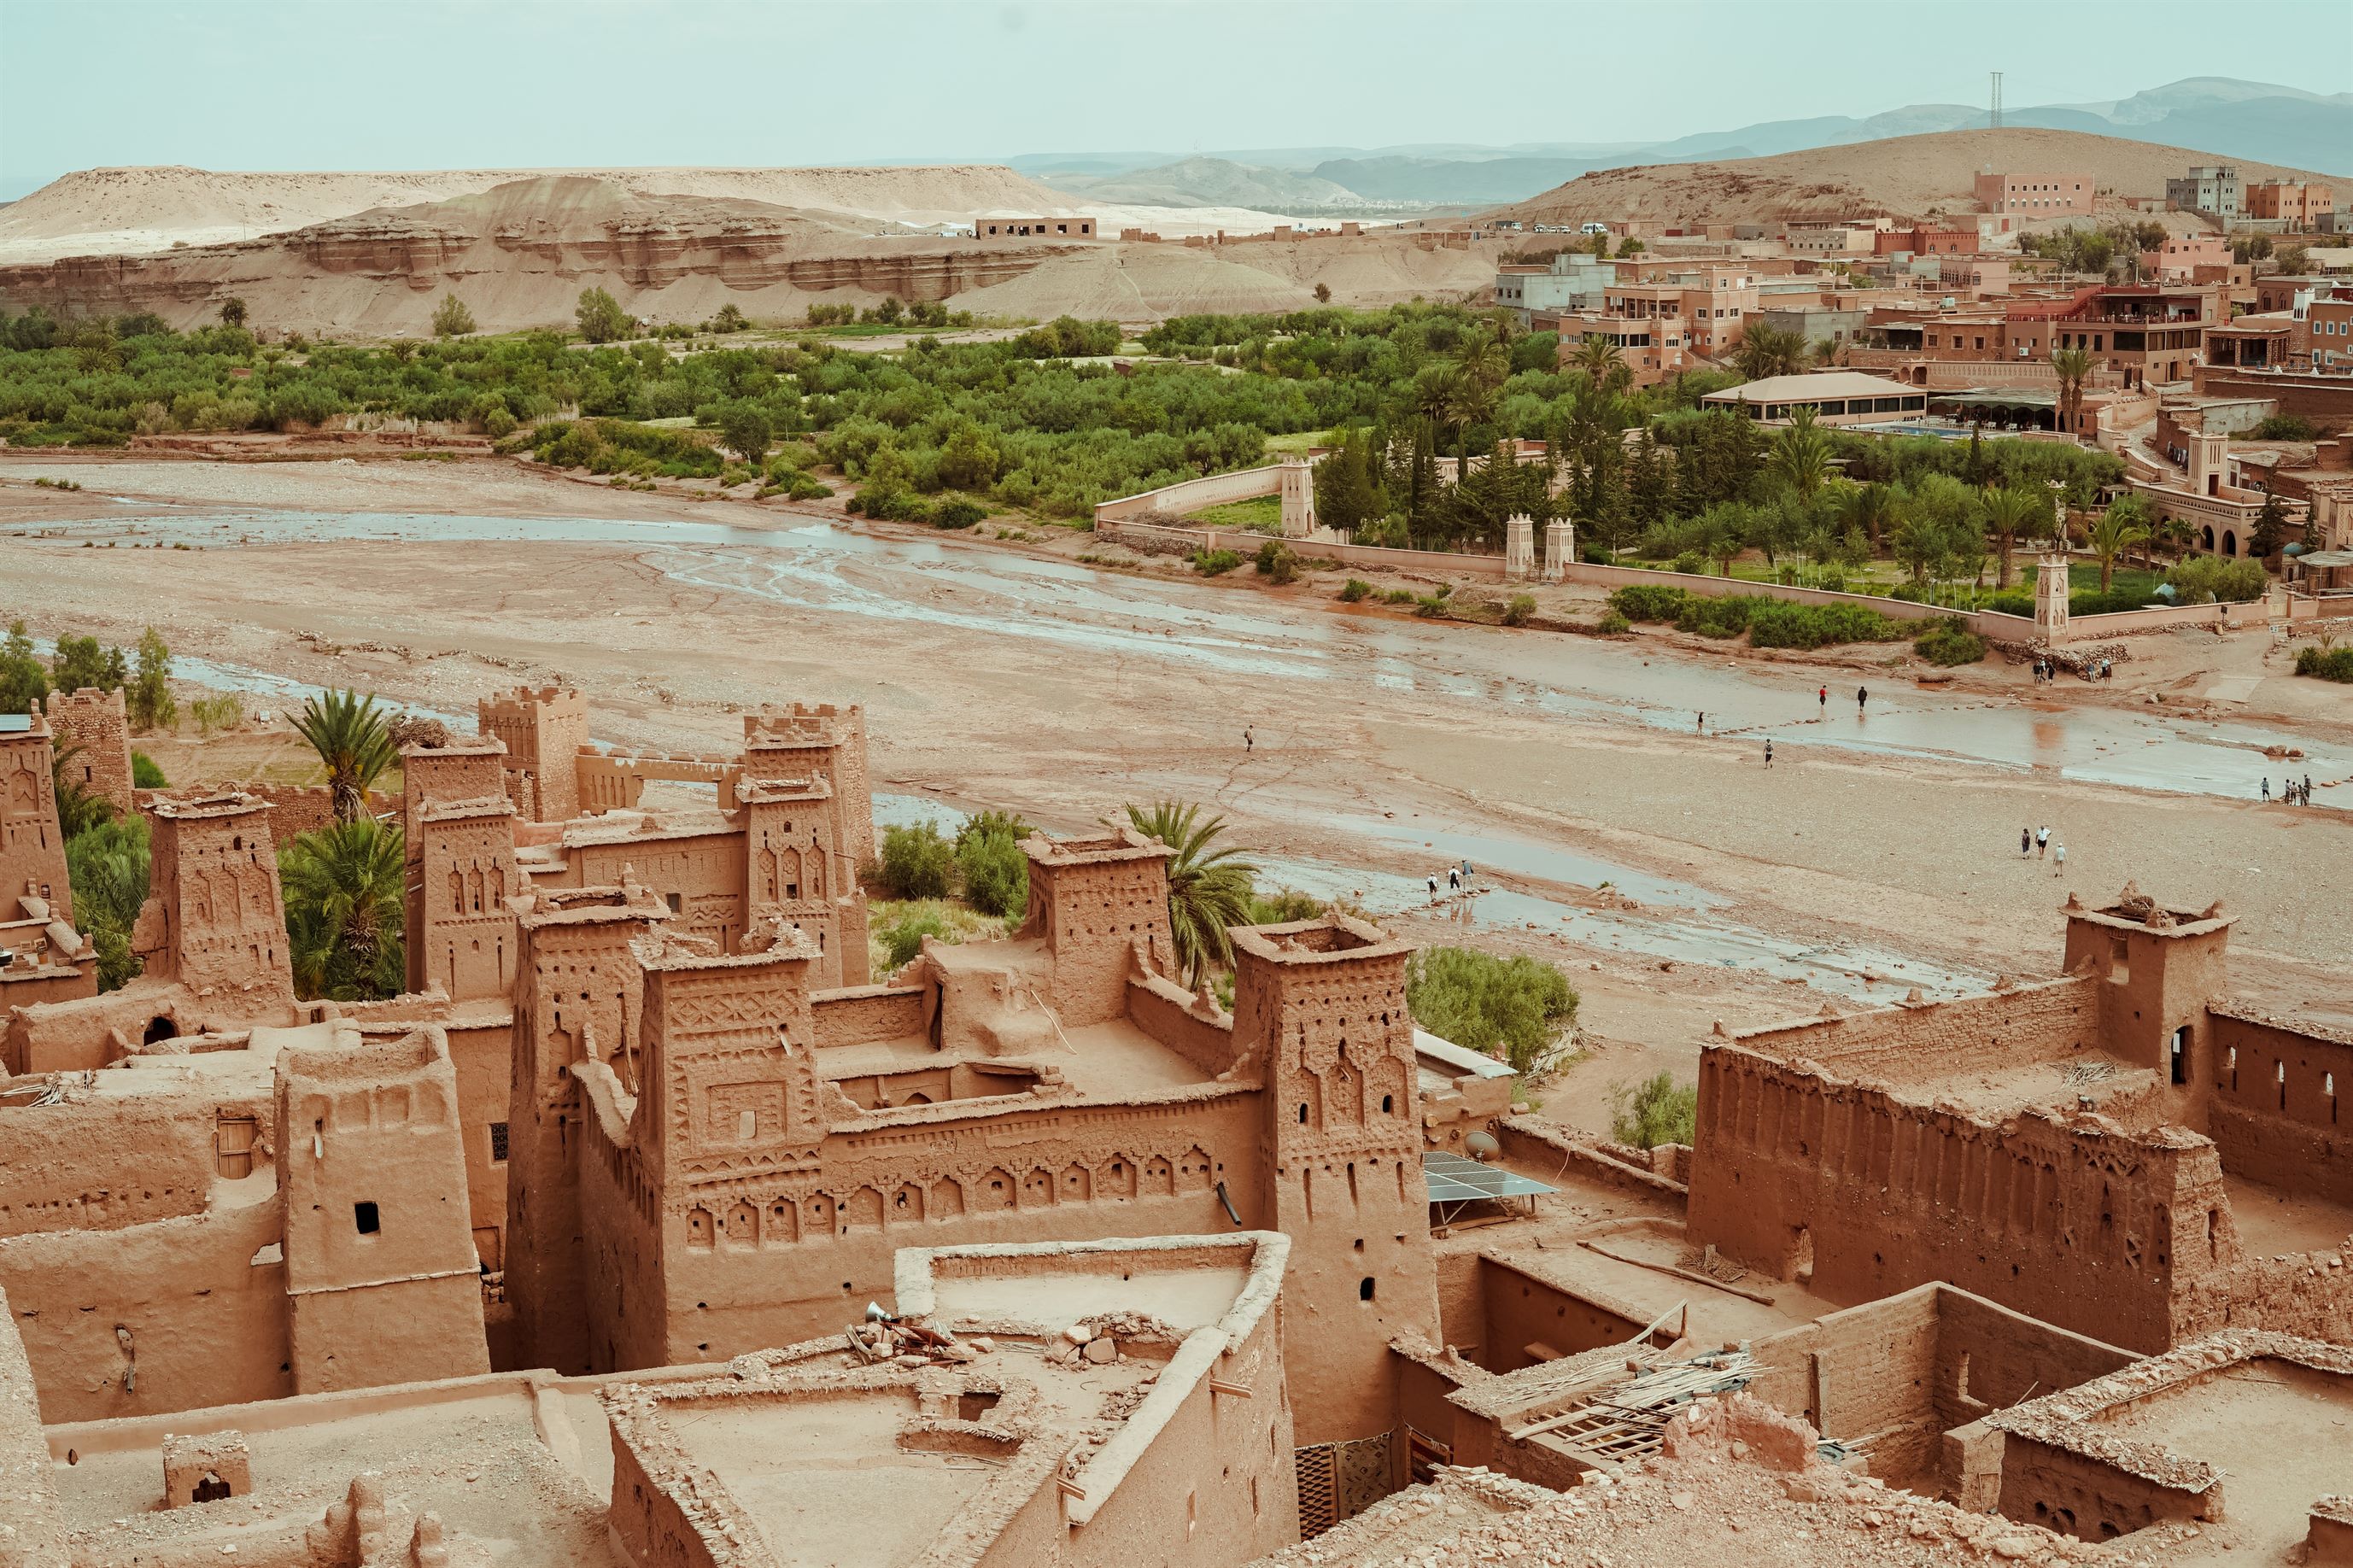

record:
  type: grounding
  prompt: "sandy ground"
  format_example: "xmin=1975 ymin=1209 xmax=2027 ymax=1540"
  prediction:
xmin=5 ymin=454 xmax=2347 ymax=1136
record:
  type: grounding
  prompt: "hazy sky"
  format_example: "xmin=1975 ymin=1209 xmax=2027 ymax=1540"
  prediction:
xmin=4 ymin=0 xmax=2350 ymax=197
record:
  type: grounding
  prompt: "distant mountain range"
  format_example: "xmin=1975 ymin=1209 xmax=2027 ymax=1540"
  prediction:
xmin=1025 ymin=77 xmax=2351 ymax=212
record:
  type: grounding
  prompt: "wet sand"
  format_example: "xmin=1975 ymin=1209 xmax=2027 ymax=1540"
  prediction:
xmin=5 ymin=458 xmax=2346 ymax=1133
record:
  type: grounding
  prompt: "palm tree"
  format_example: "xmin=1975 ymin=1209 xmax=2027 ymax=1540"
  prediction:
xmin=1570 ymin=333 xmax=1624 ymax=388
xmin=2087 ymin=501 xmax=2151 ymax=593
xmin=1120 ymin=801 xmax=1258 ymax=986
xmin=1733 ymin=322 xmax=1806 ymax=380
xmin=280 ymin=818 xmax=406 ymax=1000
xmin=1841 ymin=481 xmax=1899 ymax=548
xmin=1979 ymin=485 xmax=2051 ymax=590
xmin=2051 ymin=348 xmax=2093 ymax=437
xmin=292 ymin=689 xmax=395 ymax=825
xmin=1766 ymin=407 xmax=1834 ymax=498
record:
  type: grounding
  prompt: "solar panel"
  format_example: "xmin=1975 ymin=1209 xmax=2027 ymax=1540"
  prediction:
xmin=1421 ymin=1150 xmax=1557 ymax=1202
xmin=0 ymin=714 xmax=29 ymax=734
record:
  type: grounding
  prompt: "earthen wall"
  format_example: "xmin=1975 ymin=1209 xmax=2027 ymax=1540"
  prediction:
xmin=2204 ymin=1010 xmax=2352 ymax=1202
xmin=1688 ymin=1047 xmax=2233 ymax=1353
xmin=1467 ymin=1256 xmax=1650 ymax=1373
xmin=0 ymin=1285 xmax=66 ymax=1568
xmin=809 ymin=985 xmax=927 ymax=1048
xmin=1994 ymin=1433 xmax=2215 ymax=1542
xmin=648 ymin=1089 xmax=1266 ymax=1366
xmin=1736 ymin=978 xmax=2101 ymax=1083
xmin=0 ymin=1201 xmax=290 ymax=1423
xmin=1124 ymin=973 xmax=1244 ymax=1078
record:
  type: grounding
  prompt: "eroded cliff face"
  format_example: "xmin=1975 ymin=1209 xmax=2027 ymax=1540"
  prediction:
xmin=0 ymin=179 xmax=1074 ymax=332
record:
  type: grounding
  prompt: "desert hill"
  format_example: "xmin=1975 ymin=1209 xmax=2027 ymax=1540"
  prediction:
xmin=1490 ymin=126 xmax=2347 ymax=230
xmin=0 ymin=163 xmax=1110 ymax=265
xmin=0 ymin=174 xmax=1499 ymax=333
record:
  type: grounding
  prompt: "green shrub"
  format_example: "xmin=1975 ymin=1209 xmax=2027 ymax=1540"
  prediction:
xmin=1608 ymin=584 xmax=1690 ymax=623
xmin=1597 ymin=609 xmax=1631 ymax=635
xmin=1676 ymin=594 xmax=1753 ymax=638
xmin=1608 ymin=1071 xmax=1697 ymax=1150
xmin=876 ymin=906 xmax=950 ymax=969
xmin=131 ymin=751 xmax=167 ymax=788
xmin=1670 ymin=551 xmax=1706 ymax=576
xmin=2163 ymin=556 xmax=2268 ymax=605
xmin=1413 ymin=591 xmax=1453 ymax=617
xmin=1744 ymin=599 xmax=1903 ymax=650
xmin=2294 ymin=646 xmax=2353 ymax=682
xmin=1914 ymin=617 xmax=1987 ymax=666
xmin=1245 ymin=887 xmax=1326 ymax=924
xmin=1501 ymin=593 xmax=1536 ymax=627
xmin=1383 ymin=588 xmax=1417 ymax=605
xmin=1338 ymin=578 xmax=1372 ymax=602
xmin=1191 ymin=548 xmax=1243 ymax=576
xmin=1405 ymin=947 xmax=1577 ymax=1075
xmin=876 ymin=822 xmax=956 ymax=899
xmin=1254 ymin=540 xmax=1299 ymax=584
xmin=955 ymin=827 xmax=1029 ymax=917
xmin=931 ymin=497 xmax=988 ymax=529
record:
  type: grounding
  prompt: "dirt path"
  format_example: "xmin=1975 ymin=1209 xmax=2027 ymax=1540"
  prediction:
xmin=5 ymin=457 xmax=2345 ymax=1132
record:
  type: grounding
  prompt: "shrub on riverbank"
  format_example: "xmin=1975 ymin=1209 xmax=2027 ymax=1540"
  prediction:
xmin=1914 ymin=617 xmax=1987 ymax=666
xmin=1610 ymin=1071 xmax=1697 ymax=1149
xmin=1406 ymin=946 xmax=1577 ymax=1075
xmin=2295 ymin=646 xmax=2353 ymax=682
xmin=1608 ymin=583 xmax=1690 ymax=623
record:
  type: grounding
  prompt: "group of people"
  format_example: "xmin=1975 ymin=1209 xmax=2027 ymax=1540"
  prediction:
xmin=2262 ymin=775 xmax=2317 ymax=805
xmin=1815 ymin=684 xmax=1870 ymax=712
xmin=1426 ymin=862 xmax=1474 ymax=900
xmin=2032 ymin=657 xmax=2112 ymax=683
xmin=2021 ymin=824 xmax=2067 ymax=874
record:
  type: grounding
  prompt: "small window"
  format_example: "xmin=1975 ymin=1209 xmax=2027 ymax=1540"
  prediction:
xmin=354 ymin=1202 xmax=381 ymax=1236
xmin=665 ymin=892 xmax=682 ymax=914
xmin=489 ymin=1121 xmax=510 ymax=1163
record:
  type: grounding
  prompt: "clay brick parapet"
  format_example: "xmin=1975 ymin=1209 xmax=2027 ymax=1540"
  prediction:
xmin=1496 ymin=1116 xmax=1687 ymax=1205
xmin=2204 ymin=1007 xmax=2353 ymax=1203
xmin=0 ymin=1285 xmax=67 ymax=1567
xmin=808 ymin=984 xmax=926 ymax=1048
xmin=1733 ymin=976 xmax=2099 ymax=1085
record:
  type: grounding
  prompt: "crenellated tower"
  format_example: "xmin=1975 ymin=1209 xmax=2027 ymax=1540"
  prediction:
xmin=1232 ymin=916 xmax=1437 ymax=1444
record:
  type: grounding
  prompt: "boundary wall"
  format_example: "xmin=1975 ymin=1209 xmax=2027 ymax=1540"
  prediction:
xmin=1091 ymin=518 xmax=2269 ymax=639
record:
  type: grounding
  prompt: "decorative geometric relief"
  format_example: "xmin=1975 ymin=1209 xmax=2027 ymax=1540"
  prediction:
xmin=707 ymin=1082 xmax=785 ymax=1145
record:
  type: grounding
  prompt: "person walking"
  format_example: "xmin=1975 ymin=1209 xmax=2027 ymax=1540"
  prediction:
xmin=1244 ymin=726 xmax=1254 ymax=753
xmin=2305 ymin=774 xmax=2315 ymax=804
xmin=1764 ymin=739 xmax=1775 ymax=769
xmin=2053 ymin=842 xmax=2066 ymax=875
xmin=2262 ymin=777 xmax=2271 ymax=803
xmin=1696 ymin=710 xmax=1705 ymax=733
xmin=1818 ymin=684 xmax=1828 ymax=712
xmin=2021 ymin=827 xmax=2032 ymax=857
xmin=1448 ymin=866 xmax=1460 ymax=892
xmin=2035 ymin=825 xmax=2050 ymax=859
xmin=1857 ymin=685 xmax=1870 ymax=713
xmin=1426 ymin=873 xmax=1439 ymax=902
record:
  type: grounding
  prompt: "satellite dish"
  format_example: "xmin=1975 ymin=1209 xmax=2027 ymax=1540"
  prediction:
xmin=1465 ymin=1131 xmax=1501 ymax=1161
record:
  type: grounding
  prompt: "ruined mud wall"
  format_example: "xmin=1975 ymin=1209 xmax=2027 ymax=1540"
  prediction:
xmin=1124 ymin=973 xmax=1244 ymax=1079
xmin=1745 ymin=1285 xmax=2137 ymax=1490
xmin=44 ymin=689 xmax=132 ymax=820
xmin=1993 ymin=1433 xmax=2215 ymax=1542
xmin=1734 ymin=979 xmax=2101 ymax=1084
xmin=0 ymin=1092 xmax=219 ymax=1239
xmin=1463 ymin=1255 xmax=1652 ymax=1374
xmin=0 ymin=1201 xmax=289 ymax=1423
xmin=2185 ymin=1237 xmax=2353 ymax=1343
xmin=2204 ymin=1009 xmax=2353 ymax=1203
xmin=1689 ymin=1048 xmax=2231 ymax=1354
xmin=809 ymin=985 xmax=927 ymax=1049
